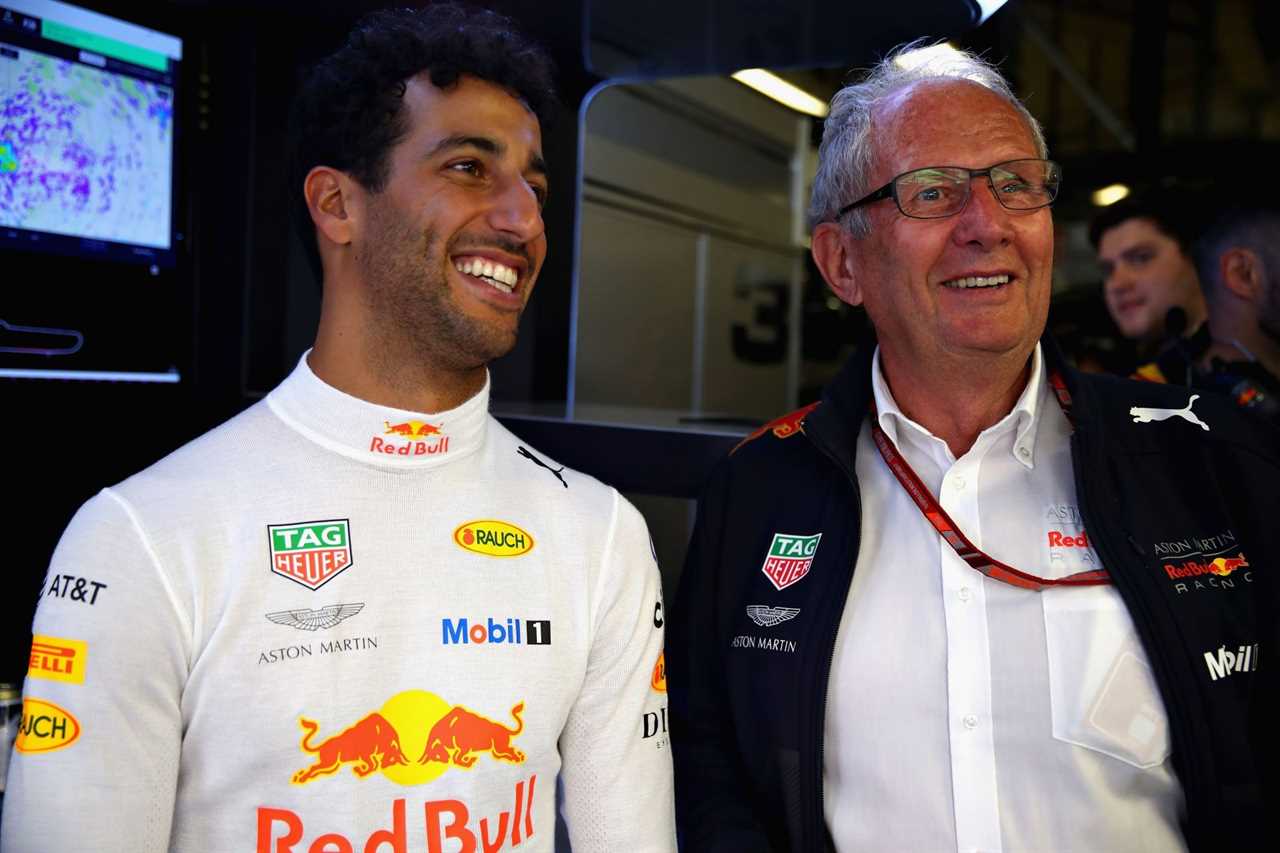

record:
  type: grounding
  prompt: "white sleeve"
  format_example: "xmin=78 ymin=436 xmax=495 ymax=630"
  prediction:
xmin=558 ymin=493 xmax=676 ymax=852
xmin=1 ymin=489 xmax=189 ymax=853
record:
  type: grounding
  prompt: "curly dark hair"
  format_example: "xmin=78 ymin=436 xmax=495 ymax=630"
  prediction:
xmin=288 ymin=3 xmax=558 ymax=280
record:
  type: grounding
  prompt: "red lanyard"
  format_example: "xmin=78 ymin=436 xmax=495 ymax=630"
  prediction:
xmin=870 ymin=369 xmax=1111 ymax=592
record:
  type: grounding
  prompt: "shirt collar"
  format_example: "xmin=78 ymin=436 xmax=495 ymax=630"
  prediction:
xmin=266 ymin=350 xmax=489 ymax=467
xmin=870 ymin=344 xmax=1044 ymax=469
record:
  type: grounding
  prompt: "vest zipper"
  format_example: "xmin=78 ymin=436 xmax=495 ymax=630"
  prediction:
xmin=804 ymin=424 xmax=863 ymax=851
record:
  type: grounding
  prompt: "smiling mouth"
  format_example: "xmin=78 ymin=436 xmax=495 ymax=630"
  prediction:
xmin=942 ymin=274 xmax=1011 ymax=289
xmin=454 ymin=256 xmax=519 ymax=295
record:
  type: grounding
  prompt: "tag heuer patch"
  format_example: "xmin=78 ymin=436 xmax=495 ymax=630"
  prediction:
xmin=268 ymin=519 xmax=353 ymax=590
xmin=760 ymin=533 xmax=821 ymax=591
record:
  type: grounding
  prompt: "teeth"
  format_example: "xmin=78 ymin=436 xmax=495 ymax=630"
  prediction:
xmin=454 ymin=257 xmax=519 ymax=293
xmin=944 ymin=274 xmax=1010 ymax=289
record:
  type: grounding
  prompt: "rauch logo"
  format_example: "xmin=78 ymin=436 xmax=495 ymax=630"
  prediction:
xmin=453 ymin=520 xmax=534 ymax=557
xmin=16 ymin=697 xmax=81 ymax=754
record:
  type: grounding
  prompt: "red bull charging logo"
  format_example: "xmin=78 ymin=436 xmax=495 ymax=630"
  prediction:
xmin=291 ymin=690 xmax=525 ymax=786
xmin=260 ymin=691 xmax=537 ymax=852
xmin=371 ymin=421 xmax=450 ymax=457
xmin=1164 ymin=551 xmax=1250 ymax=580
xmin=1209 ymin=554 xmax=1249 ymax=577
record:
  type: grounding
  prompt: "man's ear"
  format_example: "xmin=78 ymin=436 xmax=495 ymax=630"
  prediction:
xmin=1219 ymin=247 xmax=1262 ymax=303
xmin=811 ymin=221 xmax=864 ymax=306
xmin=304 ymin=166 xmax=361 ymax=248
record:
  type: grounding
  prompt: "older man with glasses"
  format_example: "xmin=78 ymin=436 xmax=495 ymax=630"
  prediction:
xmin=669 ymin=45 xmax=1278 ymax=852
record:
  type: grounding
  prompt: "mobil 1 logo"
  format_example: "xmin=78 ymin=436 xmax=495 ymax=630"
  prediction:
xmin=268 ymin=519 xmax=353 ymax=591
xmin=442 ymin=617 xmax=552 ymax=646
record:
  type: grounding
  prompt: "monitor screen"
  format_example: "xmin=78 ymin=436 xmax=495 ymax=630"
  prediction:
xmin=1 ymin=0 xmax=182 ymax=266
xmin=0 ymin=0 xmax=184 ymax=384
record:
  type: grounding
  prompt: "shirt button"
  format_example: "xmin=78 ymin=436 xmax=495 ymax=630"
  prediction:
xmin=962 ymin=714 xmax=978 ymax=729
xmin=1018 ymin=446 xmax=1031 ymax=459
xmin=954 ymin=475 xmax=967 ymax=489
xmin=958 ymin=586 xmax=972 ymax=602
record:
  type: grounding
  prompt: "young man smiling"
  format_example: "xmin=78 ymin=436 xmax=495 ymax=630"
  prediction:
xmin=3 ymin=7 xmax=675 ymax=852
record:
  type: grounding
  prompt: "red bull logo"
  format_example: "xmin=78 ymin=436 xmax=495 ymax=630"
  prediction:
xmin=371 ymin=421 xmax=450 ymax=457
xmin=291 ymin=712 xmax=408 ymax=784
xmin=291 ymin=690 xmax=525 ymax=787
xmin=1209 ymin=554 xmax=1249 ymax=577
xmin=266 ymin=690 xmax=535 ymax=852
xmin=384 ymin=420 xmax=443 ymax=438
xmin=1165 ymin=551 xmax=1250 ymax=580
xmin=1047 ymin=530 xmax=1090 ymax=548
xmin=258 ymin=775 xmax=537 ymax=852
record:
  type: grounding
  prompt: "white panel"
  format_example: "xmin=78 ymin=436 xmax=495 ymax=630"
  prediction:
xmin=575 ymin=203 xmax=699 ymax=409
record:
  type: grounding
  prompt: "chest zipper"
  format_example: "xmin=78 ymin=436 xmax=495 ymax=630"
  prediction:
xmin=807 ymin=431 xmax=863 ymax=850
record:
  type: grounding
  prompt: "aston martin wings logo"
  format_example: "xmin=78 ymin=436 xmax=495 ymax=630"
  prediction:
xmin=266 ymin=603 xmax=365 ymax=631
xmin=746 ymin=605 xmax=801 ymax=627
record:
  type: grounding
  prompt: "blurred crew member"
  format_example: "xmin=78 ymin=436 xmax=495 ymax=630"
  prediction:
xmin=1190 ymin=203 xmax=1280 ymax=422
xmin=1091 ymin=191 xmax=1208 ymax=381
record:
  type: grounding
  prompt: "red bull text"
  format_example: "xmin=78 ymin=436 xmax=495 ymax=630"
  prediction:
xmin=1165 ymin=552 xmax=1249 ymax=580
xmin=371 ymin=421 xmax=449 ymax=457
xmin=257 ymin=774 xmax=537 ymax=853
xmin=1046 ymin=530 xmax=1090 ymax=548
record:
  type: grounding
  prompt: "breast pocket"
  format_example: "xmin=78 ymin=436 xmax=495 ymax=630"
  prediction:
xmin=1042 ymin=587 xmax=1171 ymax=769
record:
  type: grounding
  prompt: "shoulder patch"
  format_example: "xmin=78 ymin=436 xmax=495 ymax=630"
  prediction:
xmin=732 ymin=402 xmax=821 ymax=454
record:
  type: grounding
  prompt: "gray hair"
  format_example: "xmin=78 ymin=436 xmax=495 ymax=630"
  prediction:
xmin=808 ymin=42 xmax=1048 ymax=236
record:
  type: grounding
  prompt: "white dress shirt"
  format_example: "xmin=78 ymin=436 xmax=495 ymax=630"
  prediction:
xmin=823 ymin=345 xmax=1186 ymax=853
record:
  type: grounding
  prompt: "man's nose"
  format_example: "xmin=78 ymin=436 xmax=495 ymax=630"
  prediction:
xmin=489 ymin=177 xmax=544 ymax=243
xmin=1104 ymin=266 xmax=1132 ymax=294
xmin=950 ymin=177 xmax=1015 ymax=249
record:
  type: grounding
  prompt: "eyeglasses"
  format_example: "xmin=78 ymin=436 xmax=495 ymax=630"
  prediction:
xmin=833 ymin=158 xmax=1062 ymax=221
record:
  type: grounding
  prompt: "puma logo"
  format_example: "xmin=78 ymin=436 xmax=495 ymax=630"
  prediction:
xmin=1129 ymin=394 xmax=1210 ymax=431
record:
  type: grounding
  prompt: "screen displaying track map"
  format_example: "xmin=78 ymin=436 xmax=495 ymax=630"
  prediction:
xmin=0 ymin=2 xmax=184 ymax=384
xmin=1 ymin=45 xmax=173 ymax=247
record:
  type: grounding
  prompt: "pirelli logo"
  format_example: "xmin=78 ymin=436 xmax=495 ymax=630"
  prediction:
xmin=28 ymin=635 xmax=88 ymax=685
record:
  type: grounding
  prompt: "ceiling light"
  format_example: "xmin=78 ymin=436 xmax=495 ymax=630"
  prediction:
xmin=973 ymin=1 xmax=1011 ymax=23
xmin=731 ymin=69 xmax=829 ymax=118
xmin=1091 ymin=184 xmax=1131 ymax=206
